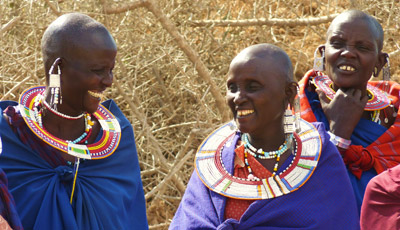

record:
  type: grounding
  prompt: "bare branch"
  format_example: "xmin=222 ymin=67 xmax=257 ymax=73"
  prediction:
xmin=102 ymin=0 xmax=148 ymax=14
xmin=188 ymin=14 xmax=339 ymax=27
xmin=145 ymin=0 xmax=229 ymax=121
xmin=43 ymin=0 xmax=62 ymax=16
xmin=0 ymin=16 xmax=22 ymax=36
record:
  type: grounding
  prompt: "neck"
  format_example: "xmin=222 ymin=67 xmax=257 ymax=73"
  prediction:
xmin=247 ymin=127 xmax=286 ymax=152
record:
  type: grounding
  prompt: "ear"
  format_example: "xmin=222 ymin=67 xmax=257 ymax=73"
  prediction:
xmin=285 ymin=82 xmax=298 ymax=108
xmin=375 ymin=52 xmax=388 ymax=77
xmin=317 ymin=44 xmax=325 ymax=56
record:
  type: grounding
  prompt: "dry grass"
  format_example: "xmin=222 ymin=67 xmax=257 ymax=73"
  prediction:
xmin=0 ymin=0 xmax=399 ymax=229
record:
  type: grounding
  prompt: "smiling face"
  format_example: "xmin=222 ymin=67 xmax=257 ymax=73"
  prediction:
xmin=324 ymin=15 xmax=383 ymax=91
xmin=226 ymin=47 xmax=292 ymax=139
xmin=60 ymin=40 xmax=116 ymax=114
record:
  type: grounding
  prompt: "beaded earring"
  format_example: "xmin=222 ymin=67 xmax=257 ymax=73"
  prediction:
xmin=292 ymin=85 xmax=301 ymax=133
xmin=283 ymin=109 xmax=294 ymax=134
xmin=313 ymin=47 xmax=325 ymax=72
xmin=48 ymin=58 xmax=62 ymax=110
xmin=382 ymin=55 xmax=390 ymax=82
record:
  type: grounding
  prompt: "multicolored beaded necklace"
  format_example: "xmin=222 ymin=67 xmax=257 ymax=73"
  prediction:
xmin=242 ymin=133 xmax=295 ymax=180
xmin=19 ymin=86 xmax=121 ymax=203
xmin=312 ymin=74 xmax=391 ymax=111
xmin=19 ymin=86 xmax=121 ymax=160
xmin=242 ymin=133 xmax=293 ymax=159
xmin=33 ymin=94 xmax=93 ymax=144
xmin=195 ymin=119 xmax=321 ymax=200
xmin=242 ymin=133 xmax=297 ymax=181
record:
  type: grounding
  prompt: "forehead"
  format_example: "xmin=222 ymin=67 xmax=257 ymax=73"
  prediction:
xmin=328 ymin=17 xmax=378 ymax=42
xmin=65 ymin=31 xmax=117 ymax=63
xmin=228 ymin=55 xmax=288 ymax=84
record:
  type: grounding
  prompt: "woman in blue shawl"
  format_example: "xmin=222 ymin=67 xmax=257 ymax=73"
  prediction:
xmin=170 ymin=44 xmax=359 ymax=229
xmin=0 ymin=13 xmax=148 ymax=230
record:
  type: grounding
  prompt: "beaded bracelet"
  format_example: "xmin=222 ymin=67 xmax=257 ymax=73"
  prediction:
xmin=328 ymin=131 xmax=351 ymax=149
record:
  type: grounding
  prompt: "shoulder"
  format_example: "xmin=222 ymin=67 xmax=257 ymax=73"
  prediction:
xmin=367 ymin=165 xmax=400 ymax=196
xmin=368 ymin=81 xmax=400 ymax=109
xmin=306 ymin=121 xmax=330 ymax=146
xmin=101 ymin=99 xmax=131 ymax=130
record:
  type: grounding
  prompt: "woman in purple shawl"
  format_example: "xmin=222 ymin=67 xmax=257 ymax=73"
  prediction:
xmin=170 ymin=44 xmax=359 ymax=229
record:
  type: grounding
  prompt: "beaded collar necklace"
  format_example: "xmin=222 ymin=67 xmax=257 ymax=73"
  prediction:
xmin=19 ymin=86 xmax=121 ymax=160
xmin=242 ymin=133 xmax=292 ymax=159
xmin=32 ymin=93 xmax=93 ymax=144
xmin=195 ymin=119 xmax=322 ymax=200
xmin=312 ymin=74 xmax=391 ymax=111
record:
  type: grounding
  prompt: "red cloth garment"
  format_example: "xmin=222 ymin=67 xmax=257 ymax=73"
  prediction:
xmin=298 ymin=70 xmax=400 ymax=178
xmin=224 ymin=144 xmax=272 ymax=220
xmin=360 ymin=164 xmax=400 ymax=230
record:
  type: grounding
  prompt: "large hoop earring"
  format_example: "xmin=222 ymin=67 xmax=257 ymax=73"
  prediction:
xmin=48 ymin=57 xmax=62 ymax=110
xmin=313 ymin=47 xmax=325 ymax=72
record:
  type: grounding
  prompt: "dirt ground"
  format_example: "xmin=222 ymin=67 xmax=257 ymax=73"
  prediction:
xmin=1 ymin=0 xmax=399 ymax=228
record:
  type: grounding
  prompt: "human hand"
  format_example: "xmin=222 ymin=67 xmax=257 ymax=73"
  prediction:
xmin=317 ymin=88 xmax=368 ymax=140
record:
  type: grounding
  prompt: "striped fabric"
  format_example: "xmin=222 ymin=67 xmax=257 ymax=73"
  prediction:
xmin=0 ymin=168 xmax=23 ymax=230
xmin=299 ymin=70 xmax=400 ymax=178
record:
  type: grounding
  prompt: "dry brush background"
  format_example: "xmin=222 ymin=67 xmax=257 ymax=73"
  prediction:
xmin=0 ymin=0 xmax=399 ymax=229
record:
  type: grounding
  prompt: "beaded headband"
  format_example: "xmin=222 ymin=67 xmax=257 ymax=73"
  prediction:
xmin=313 ymin=74 xmax=391 ymax=111
xmin=195 ymin=119 xmax=321 ymax=200
xmin=19 ymin=86 xmax=121 ymax=160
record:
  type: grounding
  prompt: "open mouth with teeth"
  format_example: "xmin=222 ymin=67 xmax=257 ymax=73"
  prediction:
xmin=88 ymin=90 xmax=104 ymax=100
xmin=237 ymin=109 xmax=254 ymax=117
xmin=338 ymin=65 xmax=356 ymax=72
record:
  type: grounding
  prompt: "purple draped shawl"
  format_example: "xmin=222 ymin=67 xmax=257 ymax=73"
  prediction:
xmin=170 ymin=122 xmax=359 ymax=230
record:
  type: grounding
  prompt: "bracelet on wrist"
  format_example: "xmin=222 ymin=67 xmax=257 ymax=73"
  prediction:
xmin=328 ymin=131 xmax=351 ymax=149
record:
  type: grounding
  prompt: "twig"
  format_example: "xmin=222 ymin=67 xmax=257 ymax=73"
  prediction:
xmin=1 ymin=76 xmax=30 ymax=101
xmin=149 ymin=222 xmax=170 ymax=230
xmin=389 ymin=49 xmax=400 ymax=57
xmin=43 ymin=0 xmax=62 ymax=16
xmin=0 ymin=16 xmax=22 ymax=36
xmin=145 ymin=149 xmax=193 ymax=200
xmin=102 ymin=0 xmax=147 ymax=14
xmin=188 ymin=14 xmax=339 ymax=27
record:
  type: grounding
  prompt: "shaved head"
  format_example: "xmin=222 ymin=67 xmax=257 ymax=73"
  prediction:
xmin=230 ymin=43 xmax=294 ymax=84
xmin=327 ymin=10 xmax=384 ymax=51
xmin=41 ymin=13 xmax=116 ymax=80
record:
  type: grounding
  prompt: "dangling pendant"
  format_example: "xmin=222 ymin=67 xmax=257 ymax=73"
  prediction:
xmin=247 ymin=174 xmax=255 ymax=180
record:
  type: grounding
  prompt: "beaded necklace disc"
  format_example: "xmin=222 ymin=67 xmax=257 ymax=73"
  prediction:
xmin=313 ymin=74 xmax=390 ymax=111
xmin=195 ymin=119 xmax=322 ymax=200
xmin=18 ymin=86 xmax=121 ymax=160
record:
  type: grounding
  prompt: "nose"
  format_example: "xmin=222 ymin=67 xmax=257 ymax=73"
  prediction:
xmin=340 ymin=45 xmax=357 ymax=59
xmin=232 ymin=89 xmax=247 ymax=105
xmin=101 ymin=71 xmax=113 ymax=88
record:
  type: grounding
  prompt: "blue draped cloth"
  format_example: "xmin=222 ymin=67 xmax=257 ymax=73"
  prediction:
xmin=170 ymin=123 xmax=359 ymax=229
xmin=305 ymin=89 xmax=386 ymax=213
xmin=0 ymin=100 xmax=148 ymax=230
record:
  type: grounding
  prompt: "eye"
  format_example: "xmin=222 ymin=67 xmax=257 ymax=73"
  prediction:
xmin=92 ymin=68 xmax=105 ymax=74
xmin=246 ymin=81 xmax=261 ymax=92
xmin=227 ymin=83 xmax=238 ymax=93
xmin=356 ymin=44 xmax=372 ymax=52
xmin=330 ymin=40 xmax=345 ymax=49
